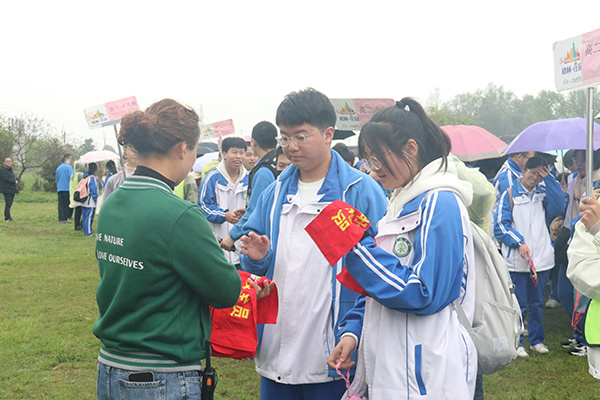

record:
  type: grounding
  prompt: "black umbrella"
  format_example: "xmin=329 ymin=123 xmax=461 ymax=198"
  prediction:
xmin=334 ymin=129 xmax=356 ymax=140
xmin=197 ymin=142 xmax=219 ymax=157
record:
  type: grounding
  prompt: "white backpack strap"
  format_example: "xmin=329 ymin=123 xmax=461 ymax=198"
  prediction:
xmin=452 ymin=299 xmax=472 ymax=330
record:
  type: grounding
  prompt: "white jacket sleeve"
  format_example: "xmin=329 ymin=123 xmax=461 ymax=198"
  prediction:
xmin=567 ymin=220 xmax=600 ymax=300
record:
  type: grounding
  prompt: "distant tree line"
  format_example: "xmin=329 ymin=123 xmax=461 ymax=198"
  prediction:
xmin=0 ymin=114 xmax=95 ymax=191
xmin=426 ymin=83 xmax=600 ymax=142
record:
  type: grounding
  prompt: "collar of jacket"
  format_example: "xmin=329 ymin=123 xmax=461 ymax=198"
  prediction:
xmin=276 ymin=150 xmax=363 ymax=205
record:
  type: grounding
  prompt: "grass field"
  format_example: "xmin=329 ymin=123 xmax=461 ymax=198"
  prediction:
xmin=0 ymin=191 xmax=599 ymax=399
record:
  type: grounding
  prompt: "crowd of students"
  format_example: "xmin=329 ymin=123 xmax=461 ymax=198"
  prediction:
xmin=88 ymin=89 xmax=600 ymax=400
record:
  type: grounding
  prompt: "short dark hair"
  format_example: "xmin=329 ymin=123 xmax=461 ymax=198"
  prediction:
xmin=524 ymin=156 xmax=545 ymax=170
xmin=508 ymin=151 xmax=531 ymax=159
xmin=62 ymin=154 xmax=71 ymax=163
xmin=221 ymin=137 xmax=247 ymax=153
xmin=252 ymin=121 xmax=277 ymax=150
xmin=275 ymin=88 xmax=336 ymax=129
xmin=332 ymin=143 xmax=355 ymax=165
xmin=275 ymin=146 xmax=284 ymax=158
xmin=88 ymin=162 xmax=98 ymax=175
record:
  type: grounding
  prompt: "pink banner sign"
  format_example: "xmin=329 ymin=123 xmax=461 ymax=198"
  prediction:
xmin=201 ymin=119 xmax=236 ymax=140
xmin=330 ymin=98 xmax=395 ymax=130
xmin=84 ymin=96 xmax=139 ymax=130
xmin=554 ymin=28 xmax=600 ymax=91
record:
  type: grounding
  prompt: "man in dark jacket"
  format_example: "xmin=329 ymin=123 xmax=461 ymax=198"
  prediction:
xmin=0 ymin=158 xmax=18 ymax=222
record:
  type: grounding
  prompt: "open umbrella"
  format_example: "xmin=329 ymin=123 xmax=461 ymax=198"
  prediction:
xmin=197 ymin=142 xmax=219 ymax=157
xmin=334 ymin=129 xmax=356 ymax=140
xmin=77 ymin=150 xmax=120 ymax=164
xmin=503 ymin=118 xmax=600 ymax=154
xmin=441 ymin=125 xmax=507 ymax=162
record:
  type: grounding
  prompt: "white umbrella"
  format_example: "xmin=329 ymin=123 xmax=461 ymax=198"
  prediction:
xmin=77 ymin=150 xmax=120 ymax=164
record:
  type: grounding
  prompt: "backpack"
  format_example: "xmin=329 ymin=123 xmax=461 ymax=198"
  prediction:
xmin=73 ymin=176 xmax=90 ymax=203
xmin=453 ymin=222 xmax=524 ymax=375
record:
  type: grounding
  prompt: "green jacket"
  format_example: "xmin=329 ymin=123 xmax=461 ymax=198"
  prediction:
xmin=93 ymin=175 xmax=241 ymax=371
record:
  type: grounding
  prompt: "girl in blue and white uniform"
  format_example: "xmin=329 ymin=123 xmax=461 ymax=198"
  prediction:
xmin=329 ymin=98 xmax=477 ymax=399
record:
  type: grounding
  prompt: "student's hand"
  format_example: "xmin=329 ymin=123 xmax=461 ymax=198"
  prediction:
xmin=219 ymin=236 xmax=236 ymax=251
xmin=225 ymin=211 xmax=240 ymax=224
xmin=248 ymin=278 xmax=275 ymax=300
xmin=239 ymin=231 xmax=270 ymax=260
xmin=327 ymin=336 xmax=356 ymax=370
xmin=579 ymin=194 xmax=600 ymax=231
xmin=537 ymin=165 xmax=550 ymax=179
xmin=233 ymin=207 xmax=246 ymax=219
xmin=518 ymin=243 xmax=530 ymax=260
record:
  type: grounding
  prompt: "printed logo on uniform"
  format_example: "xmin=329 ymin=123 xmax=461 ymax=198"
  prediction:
xmin=393 ymin=237 xmax=411 ymax=258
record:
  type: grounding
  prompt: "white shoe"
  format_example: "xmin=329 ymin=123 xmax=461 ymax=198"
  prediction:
xmin=530 ymin=343 xmax=550 ymax=354
xmin=517 ymin=346 xmax=529 ymax=357
xmin=545 ymin=299 xmax=560 ymax=308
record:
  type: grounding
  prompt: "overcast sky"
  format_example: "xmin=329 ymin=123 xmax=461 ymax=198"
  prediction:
xmin=1 ymin=0 xmax=599 ymax=150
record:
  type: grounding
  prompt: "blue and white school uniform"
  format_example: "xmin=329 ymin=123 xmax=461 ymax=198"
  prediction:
xmin=494 ymin=175 xmax=565 ymax=346
xmin=340 ymin=158 xmax=477 ymax=400
xmin=81 ymin=174 xmax=98 ymax=236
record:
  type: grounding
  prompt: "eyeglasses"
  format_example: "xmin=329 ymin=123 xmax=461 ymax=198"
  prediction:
xmin=361 ymin=150 xmax=392 ymax=171
xmin=276 ymin=127 xmax=327 ymax=147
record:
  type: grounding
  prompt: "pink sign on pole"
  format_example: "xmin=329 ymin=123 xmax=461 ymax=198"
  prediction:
xmin=201 ymin=119 xmax=236 ymax=141
xmin=105 ymin=96 xmax=140 ymax=122
xmin=330 ymin=98 xmax=395 ymax=130
xmin=554 ymin=27 xmax=600 ymax=91
xmin=84 ymin=96 xmax=139 ymax=130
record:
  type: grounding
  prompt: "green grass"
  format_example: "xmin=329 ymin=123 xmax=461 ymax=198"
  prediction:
xmin=0 ymin=192 xmax=598 ymax=399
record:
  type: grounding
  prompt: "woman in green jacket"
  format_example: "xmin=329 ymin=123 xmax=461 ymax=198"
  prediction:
xmin=93 ymin=99 xmax=241 ymax=400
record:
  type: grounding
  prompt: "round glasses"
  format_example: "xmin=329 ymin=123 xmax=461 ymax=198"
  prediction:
xmin=276 ymin=127 xmax=327 ymax=147
xmin=360 ymin=150 xmax=392 ymax=171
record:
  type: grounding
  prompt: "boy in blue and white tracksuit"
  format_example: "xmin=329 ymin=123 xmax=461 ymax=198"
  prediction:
xmin=494 ymin=157 xmax=565 ymax=353
xmin=240 ymin=150 xmax=388 ymax=389
xmin=199 ymin=160 xmax=248 ymax=265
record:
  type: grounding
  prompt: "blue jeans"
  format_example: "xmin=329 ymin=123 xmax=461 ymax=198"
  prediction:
xmin=511 ymin=270 xmax=550 ymax=346
xmin=260 ymin=377 xmax=347 ymax=400
xmin=97 ymin=363 xmax=202 ymax=400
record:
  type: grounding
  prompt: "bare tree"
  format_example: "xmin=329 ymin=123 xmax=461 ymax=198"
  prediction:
xmin=5 ymin=114 xmax=55 ymax=182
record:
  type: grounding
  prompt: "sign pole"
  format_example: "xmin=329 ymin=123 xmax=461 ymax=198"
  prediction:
xmin=113 ymin=124 xmax=126 ymax=179
xmin=586 ymin=87 xmax=595 ymax=197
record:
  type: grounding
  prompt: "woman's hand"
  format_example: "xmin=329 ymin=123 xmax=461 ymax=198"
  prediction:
xmin=327 ymin=335 xmax=356 ymax=370
xmin=247 ymin=278 xmax=275 ymax=300
xmin=239 ymin=231 xmax=270 ymax=260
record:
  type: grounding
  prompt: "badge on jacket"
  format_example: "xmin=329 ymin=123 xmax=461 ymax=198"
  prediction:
xmin=393 ymin=237 xmax=412 ymax=258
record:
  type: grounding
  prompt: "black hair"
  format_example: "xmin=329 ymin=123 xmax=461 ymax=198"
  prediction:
xmin=252 ymin=121 xmax=277 ymax=149
xmin=507 ymin=151 xmax=532 ymax=158
xmin=88 ymin=162 xmax=98 ymax=175
xmin=275 ymin=88 xmax=336 ymax=130
xmin=62 ymin=154 xmax=71 ymax=163
xmin=332 ymin=143 xmax=355 ymax=165
xmin=524 ymin=156 xmax=545 ymax=170
xmin=275 ymin=146 xmax=284 ymax=158
xmin=221 ymin=137 xmax=247 ymax=153
xmin=358 ymin=97 xmax=451 ymax=177
xmin=105 ymin=160 xmax=117 ymax=174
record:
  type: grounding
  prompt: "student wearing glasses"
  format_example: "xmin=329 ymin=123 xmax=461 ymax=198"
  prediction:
xmin=239 ymin=88 xmax=388 ymax=400
xmin=327 ymin=98 xmax=477 ymax=399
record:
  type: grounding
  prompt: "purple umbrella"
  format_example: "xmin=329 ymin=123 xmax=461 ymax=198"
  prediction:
xmin=503 ymin=118 xmax=600 ymax=154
